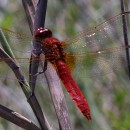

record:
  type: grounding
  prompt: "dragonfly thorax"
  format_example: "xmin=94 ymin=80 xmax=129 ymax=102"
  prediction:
xmin=42 ymin=37 xmax=65 ymax=63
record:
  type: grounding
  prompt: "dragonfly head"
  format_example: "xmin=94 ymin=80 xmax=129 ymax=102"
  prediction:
xmin=35 ymin=27 xmax=52 ymax=42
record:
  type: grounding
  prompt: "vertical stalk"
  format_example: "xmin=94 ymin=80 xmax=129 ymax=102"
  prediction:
xmin=22 ymin=0 xmax=51 ymax=130
xmin=29 ymin=0 xmax=48 ymax=97
xmin=120 ymin=0 xmax=130 ymax=77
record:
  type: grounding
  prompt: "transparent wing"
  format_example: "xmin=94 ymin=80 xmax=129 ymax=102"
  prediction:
xmin=65 ymin=46 xmax=129 ymax=81
xmin=63 ymin=12 xmax=130 ymax=80
xmin=0 ymin=12 xmax=129 ymax=85
xmin=63 ymin=12 xmax=130 ymax=54
xmin=0 ymin=27 xmax=33 ymax=57
xmin=0 ymin=27 xmax=37 ymax=85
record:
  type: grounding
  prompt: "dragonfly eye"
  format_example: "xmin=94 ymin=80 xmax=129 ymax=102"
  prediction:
xmin=35 ymin=27 xmax=52 ymax=41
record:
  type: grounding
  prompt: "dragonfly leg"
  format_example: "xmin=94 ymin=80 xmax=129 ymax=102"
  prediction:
xmin=32 ymin=59 xmax=48 ymax=77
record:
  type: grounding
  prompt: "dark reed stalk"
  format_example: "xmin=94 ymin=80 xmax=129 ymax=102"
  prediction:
xmin=120 ymin=0 xmax=130 ymax=78
xmin=22 ymin=0 xmax=51 ymax=130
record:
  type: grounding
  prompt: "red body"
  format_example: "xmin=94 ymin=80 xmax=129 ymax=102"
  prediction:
xmin=42 ymin=37 xmax=92 ymax=120
xmin=35 ymin=28 xmax=92 ymax=120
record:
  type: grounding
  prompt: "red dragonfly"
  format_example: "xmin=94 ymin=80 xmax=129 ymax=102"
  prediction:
xmin=0 ymin=12 xmax=130 ymax=120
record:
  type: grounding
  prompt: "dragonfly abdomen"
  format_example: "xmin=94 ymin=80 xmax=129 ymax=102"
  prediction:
xmin=56 ymin=60 xmax=92 ymax=120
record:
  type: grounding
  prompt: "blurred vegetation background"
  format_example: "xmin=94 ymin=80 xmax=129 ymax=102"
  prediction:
xmin=0 ymin=0 xmax=130 ymax=130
